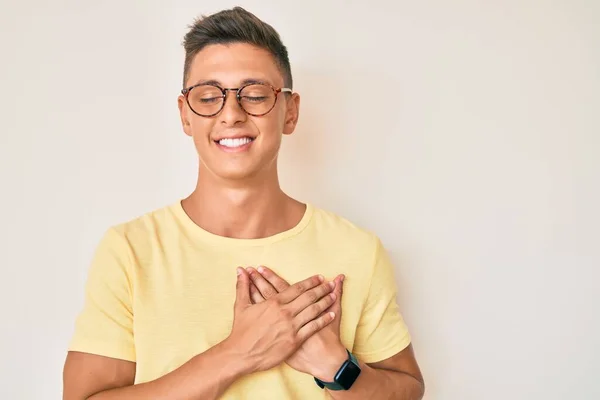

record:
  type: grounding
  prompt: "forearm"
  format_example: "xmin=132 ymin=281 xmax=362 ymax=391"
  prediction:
xmin=326 ymin=361 xmax=424 ymax=400
xmin=89 ymin=339 xmax=251 ymax=400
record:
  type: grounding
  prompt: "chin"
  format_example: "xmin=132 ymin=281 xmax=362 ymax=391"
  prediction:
xmin=217 ymin=168 xmax=260 ymax=181
xmin=198 ymin=149 xmax=279 ymax=182
xmin=206 ymin=162 xmax=266 ymax=181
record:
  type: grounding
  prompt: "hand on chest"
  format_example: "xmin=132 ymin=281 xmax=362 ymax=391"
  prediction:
xmin=133 ymin=246 xmax=366 ymax=358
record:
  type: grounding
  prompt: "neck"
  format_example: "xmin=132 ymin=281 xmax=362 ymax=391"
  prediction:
xmin=181 ymin=165 xmax=305 ymax=239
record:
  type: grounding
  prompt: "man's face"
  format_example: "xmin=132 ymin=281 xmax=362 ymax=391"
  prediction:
xmin=178 ymin=43 xmax=300 ymax=181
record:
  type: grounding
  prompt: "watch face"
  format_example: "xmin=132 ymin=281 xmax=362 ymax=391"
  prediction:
xmin=335 ymin=360 xmax=362 ymax=390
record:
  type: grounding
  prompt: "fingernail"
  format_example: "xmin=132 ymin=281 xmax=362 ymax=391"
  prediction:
xmin=236 ymin=267 xmax=243 ymax=276
xmin=258 ymin=266 xmax=265 ymax=274
xmin=330 ymin=293 xmax=336 ymax=300
xmin=329 ymin=311 xmax=336 ymax=319
xmin=318 ymin=275 xmax=324 ymax=282
xmin=329 ymin=281 xmax=335 ymax=289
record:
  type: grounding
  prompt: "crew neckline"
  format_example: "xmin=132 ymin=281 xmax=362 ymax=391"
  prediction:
xmin=171 ymin=200 xmax=315 ymax=246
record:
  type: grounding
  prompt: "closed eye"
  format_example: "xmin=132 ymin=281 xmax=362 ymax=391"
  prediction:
xmin=241 ymin=96 xmax=268 ymax=103
xmin=199 ymin=97 xmax=222 ymax=104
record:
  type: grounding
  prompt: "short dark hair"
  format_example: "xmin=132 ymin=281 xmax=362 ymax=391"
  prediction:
xmin=181 ymin=7 xmax=293 ymax=89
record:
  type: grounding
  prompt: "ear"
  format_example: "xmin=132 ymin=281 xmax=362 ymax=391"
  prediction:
xmin=178 ymin=95 xmax=193 ymax=137
xmin=282 ymin=92 xmax=300 ymax=136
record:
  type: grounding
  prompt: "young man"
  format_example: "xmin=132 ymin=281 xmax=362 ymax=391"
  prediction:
xmin=63 ymin=7 xmax=424 ymax=400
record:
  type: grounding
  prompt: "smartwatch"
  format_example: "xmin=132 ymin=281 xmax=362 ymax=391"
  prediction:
xmin=314 ymin=350 xmax=361 ymax=391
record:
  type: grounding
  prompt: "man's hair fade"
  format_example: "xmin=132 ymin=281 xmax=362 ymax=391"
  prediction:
xmin=181 ymin=7 xmax=293 ymax=89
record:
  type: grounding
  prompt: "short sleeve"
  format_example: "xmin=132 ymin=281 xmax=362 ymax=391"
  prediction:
xmin=352 ymin=237 xmax=411 ymax=363
xmin=68 ymin=228 xmax=136 ymax=362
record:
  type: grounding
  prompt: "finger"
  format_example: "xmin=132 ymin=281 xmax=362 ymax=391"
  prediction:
xmin=287 ymin=280 xmax=335 ymax=316
xmin=294 ymin=291 xmax=336 ymax=329
xmin=278 ymin=274 xmax=324 ymax=304
xmin=328 ymin=275 xmax=345 ymax=325
xmin=247 ymin=267 xmax=278 ymax=300
xmin=249 ymin=282 xmax=265 ymax=304
xmin=331 ymin=274 xmax=345 ymax=311
xmin=336 ymin=274 xmax=345 ymax=296
xmin=296 ymin=311 xmax=336 ymax=342
xmin=257 ymin=266 xmax=290 ymax=292
xmin=234 ymin=267 xmax=251 ymax=311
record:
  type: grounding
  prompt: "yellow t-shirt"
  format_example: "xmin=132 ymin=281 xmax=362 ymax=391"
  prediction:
xmin=69 ymin=201 xmax=411 ymax=399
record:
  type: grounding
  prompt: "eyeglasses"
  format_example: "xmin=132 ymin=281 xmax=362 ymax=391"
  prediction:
xmin=181 ymin=82 xmax=292 ymax=117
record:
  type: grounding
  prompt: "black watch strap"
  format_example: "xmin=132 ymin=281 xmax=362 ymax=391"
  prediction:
xmin=314 ymin=350 xmax=361 ymax=391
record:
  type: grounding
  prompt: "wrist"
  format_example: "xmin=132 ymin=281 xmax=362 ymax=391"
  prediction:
xmin=312 ymin=344 xmax=349 ymax=382
xmin=214 ymin=336 xmax=256 ymax=379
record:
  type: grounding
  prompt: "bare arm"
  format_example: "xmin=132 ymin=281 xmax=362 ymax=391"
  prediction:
xmin=63 ymin=338 xmax=249 ymax=400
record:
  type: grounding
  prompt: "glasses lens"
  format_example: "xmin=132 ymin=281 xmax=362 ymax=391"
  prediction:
xmin=239 ymin=84 xmax=276 ymax=115
xmin=188 ymin=85 xmax=223 ymax=116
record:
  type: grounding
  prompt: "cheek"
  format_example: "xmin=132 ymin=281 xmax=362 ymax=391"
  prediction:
xmin=187 ymin=119 xmax=216 ymax=157
xmin=254 ymin=108 xmax=286 ymax=136
xmin=189 ymin=117 xmax=215 ymax=140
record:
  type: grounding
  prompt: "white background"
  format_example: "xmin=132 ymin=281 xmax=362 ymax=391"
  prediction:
xmin=1 ymin=1 xmax=599 ymax=399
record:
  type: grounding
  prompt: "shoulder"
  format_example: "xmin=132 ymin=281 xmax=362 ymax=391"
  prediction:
xmin=308 ymin=204 xmax=381 ymax=254
xmin=103 ymin=201 xmax=181 ymax=250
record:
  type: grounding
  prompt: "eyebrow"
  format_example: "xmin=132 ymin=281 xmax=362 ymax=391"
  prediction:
xmin=191 ymin=78 xmax=274 ymax=88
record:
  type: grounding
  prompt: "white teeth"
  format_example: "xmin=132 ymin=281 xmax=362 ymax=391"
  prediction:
xmin=218 ymin=137 xmax=253 ymax=148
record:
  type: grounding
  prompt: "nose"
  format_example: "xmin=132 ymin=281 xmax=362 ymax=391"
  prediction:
xmin=219 ymin=89 xmax=247 ymax=126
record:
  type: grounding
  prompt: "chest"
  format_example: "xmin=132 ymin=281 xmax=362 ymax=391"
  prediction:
xmin=129 ymin=243 xmax=368 ymax=381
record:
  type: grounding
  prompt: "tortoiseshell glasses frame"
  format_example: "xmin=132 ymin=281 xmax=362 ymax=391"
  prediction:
xmin=181 ymin=82 xmax=292 ymax=117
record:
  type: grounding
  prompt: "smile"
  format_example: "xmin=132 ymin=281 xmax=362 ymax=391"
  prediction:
xmin=214 ymin=136 xmax=255 ymax=153
xmin=217 ymin=137 xmax=254 ymax=148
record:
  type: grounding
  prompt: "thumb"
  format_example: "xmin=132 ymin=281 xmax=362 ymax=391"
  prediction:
xmin=235 ymin=267 xmax=251 ymax=311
